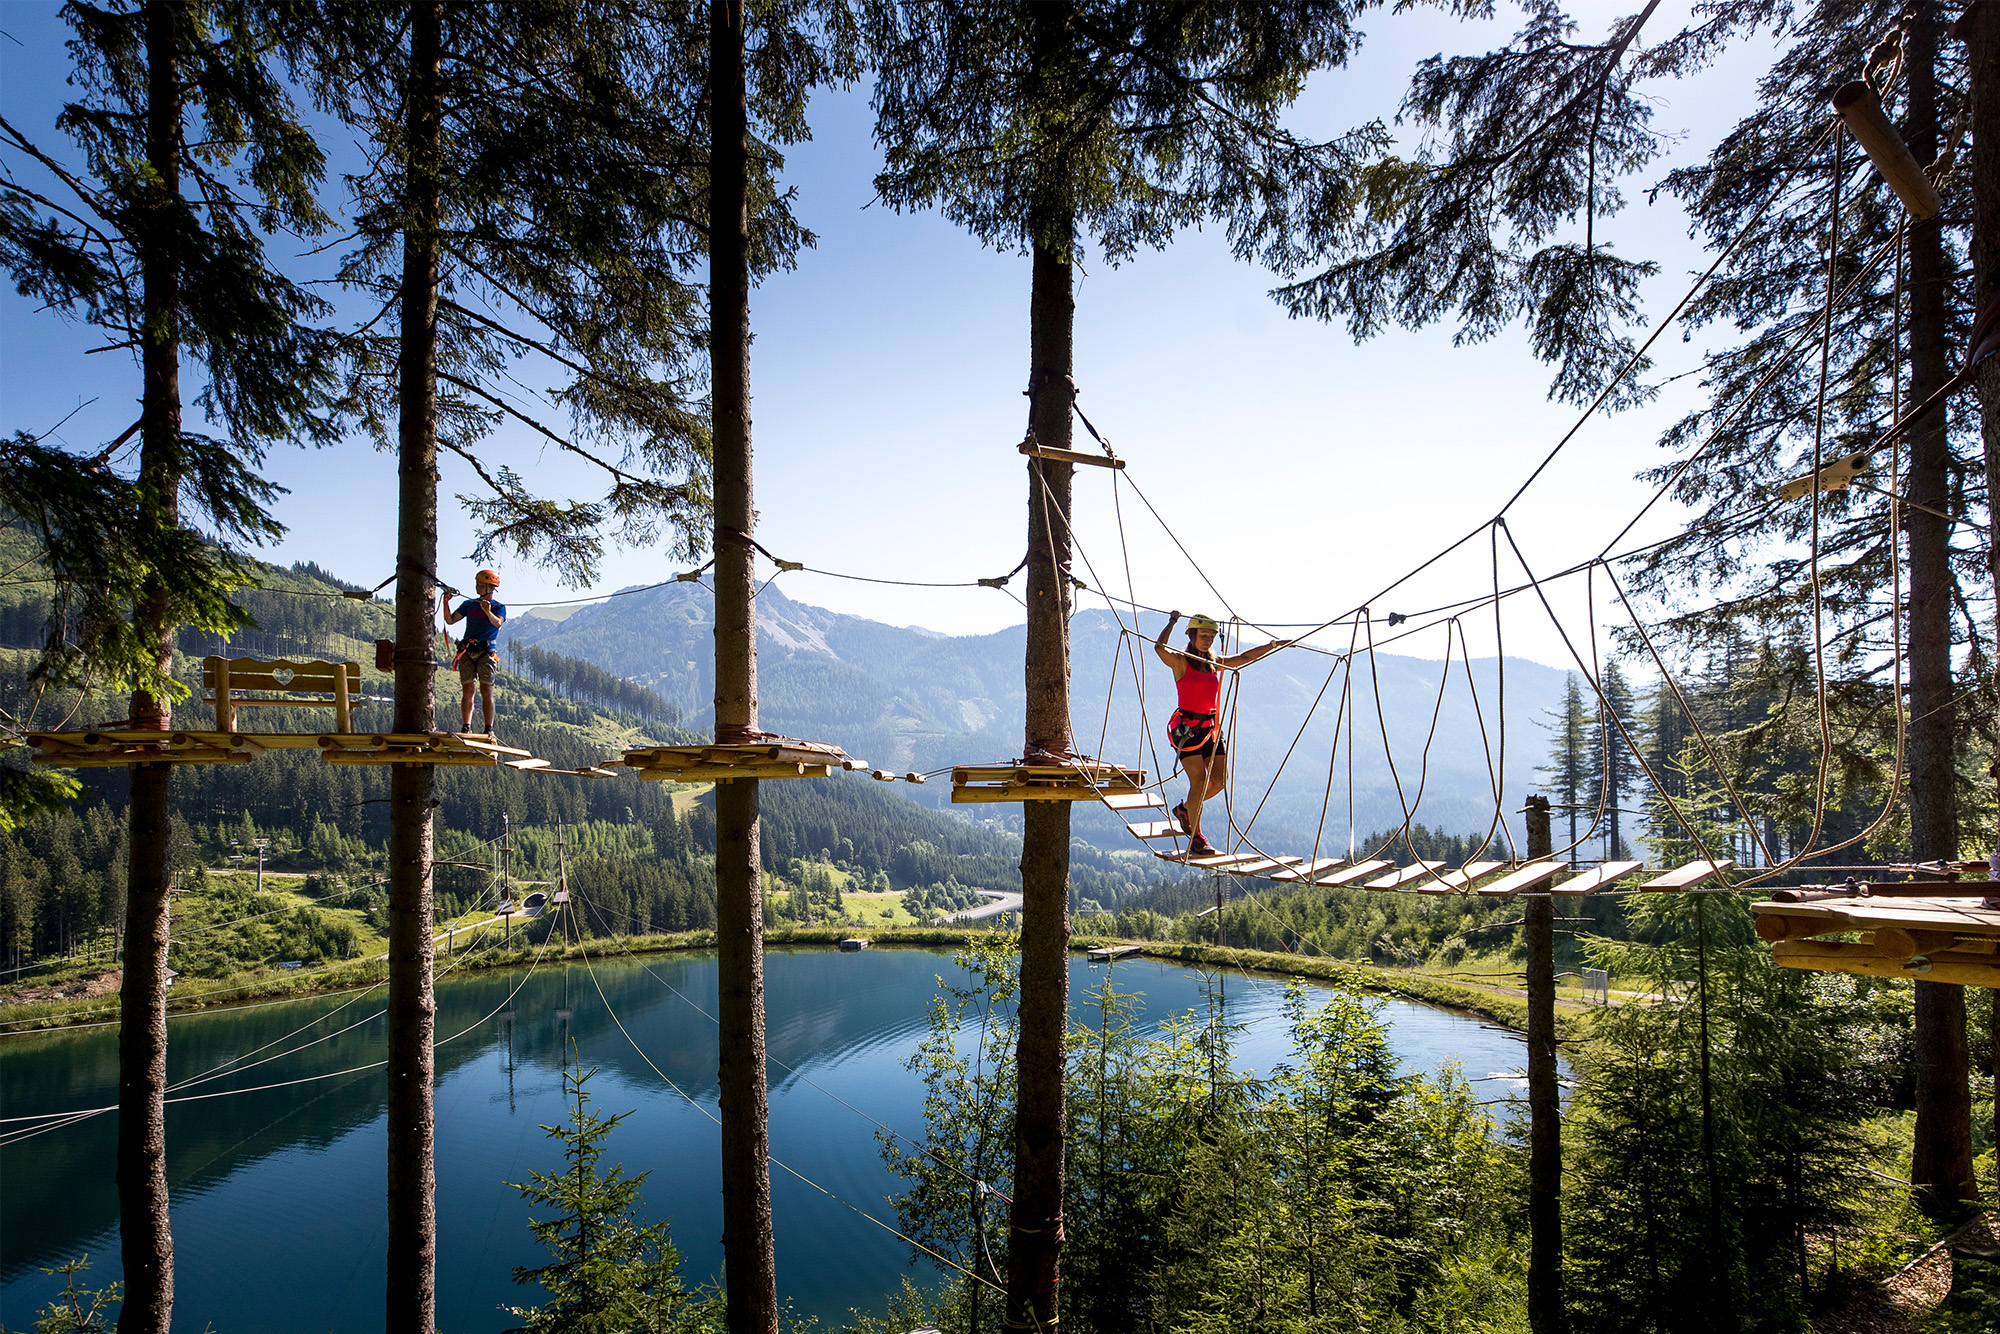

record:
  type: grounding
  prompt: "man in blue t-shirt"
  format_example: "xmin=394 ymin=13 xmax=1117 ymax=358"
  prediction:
xmin=442 ymin=568 xmax=507 ymax=734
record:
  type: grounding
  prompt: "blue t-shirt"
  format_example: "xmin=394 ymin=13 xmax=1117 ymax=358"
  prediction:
xmin=455 ymin=598 xmax=507 ymax=646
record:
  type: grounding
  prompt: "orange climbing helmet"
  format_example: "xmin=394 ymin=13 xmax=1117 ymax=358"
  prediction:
xmin=475 ymin=568 xmax=501 ymax=588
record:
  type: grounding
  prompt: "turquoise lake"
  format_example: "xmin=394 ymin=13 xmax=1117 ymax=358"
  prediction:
xmin=1 ymin=947 xmax=1537 ymax=1330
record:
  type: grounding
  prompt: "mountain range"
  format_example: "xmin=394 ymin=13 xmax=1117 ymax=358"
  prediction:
xmin=510 ymin=584 xmax=1576 ymax=855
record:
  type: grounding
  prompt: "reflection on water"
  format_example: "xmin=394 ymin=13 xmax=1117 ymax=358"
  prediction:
xmin=2 ymin=948 xmax=1543 ymax=1330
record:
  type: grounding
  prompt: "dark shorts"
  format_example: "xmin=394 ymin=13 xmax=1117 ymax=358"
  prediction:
xmin=457 ymin=641 xmax=495 ymax=685
xmin=1186 ymin=736 xmax=1226 ymax=762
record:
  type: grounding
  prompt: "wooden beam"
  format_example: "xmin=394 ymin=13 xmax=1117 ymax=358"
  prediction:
xmin=1124 ymin=820 xmax=1182 ymax=840
xmin=1749 ymin=896 xmax=2000 ymax=938
xmin=952 ymin=786 xmax=1102 ymax=803
xmin=1831 ymin=82 xmax=1945 ymax=220
xmin=1019 ymin=442 xmax=1125 ymax=470
xmin=1773 ymin=938 xmax=2000 ymax=987
xmin=1775 ymin=880 xmax=2000 ymax=899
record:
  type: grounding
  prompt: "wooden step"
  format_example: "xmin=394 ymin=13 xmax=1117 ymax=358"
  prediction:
xmin=1551 ymin=860 xmax=1644 ymax=895
xmin=1225 ymin=855 xmax=1306 ymax=878
xmin=1414 ymin=860 xmax=1505 ymax=894
xmin=1476 ymin=861 xmax=1566 ymax=897
xmin=1125 ymin=820 xmax=1182 ymax=840
xmin=1156 ymin=850 xmax=1264 ymax=869
xmin=1641 ymin=858 xmax=1735 ymax=891
xmin=1267 ymin=858 xmax=1347 ymax=882
xmin=1364 ymin=861 xmax=1446 ymax=890
xmin=1300 ymin=859 xmax=1392 ymax=887
xmin=1103 ymin=792 xmax=1166 ymax=811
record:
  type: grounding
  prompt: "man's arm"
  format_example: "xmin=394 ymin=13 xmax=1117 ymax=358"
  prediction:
xmin=481 ymin=599 xmax=505 ymax=628
xmin=441 ymin=597 xmax=464 ymax=626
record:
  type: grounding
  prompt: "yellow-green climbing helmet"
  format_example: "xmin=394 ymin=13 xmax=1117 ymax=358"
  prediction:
xmin=1187 ymin=614 xmax=1219 ymax=631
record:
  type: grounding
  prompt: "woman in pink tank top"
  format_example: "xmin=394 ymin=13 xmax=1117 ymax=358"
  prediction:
xmin=1154 ymin=611 xmax=1292 ymax=857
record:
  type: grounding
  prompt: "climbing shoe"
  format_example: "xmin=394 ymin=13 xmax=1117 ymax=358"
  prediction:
xmin=1187 ymin=835 xmax=1216 ymax=857
xmin=1172 ymin=802 xmax=1189 ymax=833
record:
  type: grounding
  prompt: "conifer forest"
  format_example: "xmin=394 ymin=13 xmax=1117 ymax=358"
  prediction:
xmin=5 ymin=2 xmax=2000 ymax=1333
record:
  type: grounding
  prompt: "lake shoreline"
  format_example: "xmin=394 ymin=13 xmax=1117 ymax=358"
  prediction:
xmin=0 ymin=924 xmax=1593 ymax=1041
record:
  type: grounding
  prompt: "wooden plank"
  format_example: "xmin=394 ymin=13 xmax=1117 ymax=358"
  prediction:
xmin=1222 ymin=856 xmax=1306 ymax=878
xmin=1302 ymin=859 xmax=1392 ymax=887
xmin=1156 ymin=850 xmax=1265 ymax=869
xmin=1267 ymin=858 xmax=1348 ymax=882
xmin=1102 ymin=792 xmax=1165 ymax=811
xmin=1364 ymin=861 xmax=1446 ymax=890
xmin=1773 ymin=938 xmax=2000 ymax=987
xmin=506 ymin=758 xmax=553 ymax=771
xmin=1552 ymin=860 xmax=1645 ymax=895
xmin=1019 ymin=442 xmax=1126 ymax=470
xmin=1415 ymin=860 xmax=1504 ymax=894
xmin=1125 ymin=821 xmax=1182 ymax=840
xmin=1640 ymin=859 xmax=1736 ymax=891
xmin=1476 ymin=861 xmax=1565 ymax=897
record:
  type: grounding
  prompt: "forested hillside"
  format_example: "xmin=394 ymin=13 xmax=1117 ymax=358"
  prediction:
xmin=0 ymin=556 xmax=1169 ymax=977
xmin=512 ymin=581 xmax=1573 ymax=848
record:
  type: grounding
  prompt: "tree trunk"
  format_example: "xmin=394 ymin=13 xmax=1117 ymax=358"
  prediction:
xmin=1904 ymin=1 xmax=1978 ymax=1222
xmin=1959 ymin=0 xmax=2000 ymax=1208
xmin=1007 ymin=11 xmax=1077 ymax=1327
xmin=117 ymin=5 xmax=182 ymax=1327
xmin=386 ymin=5 xmax=442 ymax=1328
xmin=1524 ymin=796 xmax=1562 ymax=1334
xmin=709 ymin=2 xmax=778 ymax=1327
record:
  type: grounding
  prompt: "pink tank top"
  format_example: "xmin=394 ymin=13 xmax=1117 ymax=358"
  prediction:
xmin=1176 ymin=662 xmax=1221 ymax=714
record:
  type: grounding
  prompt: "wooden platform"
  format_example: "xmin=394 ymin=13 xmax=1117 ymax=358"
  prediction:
xmin=619 ymin=739 xmax=863 ymax=782
xmin=26 ymin=728 xmax=289 ymax=767
xmin=29 ymin=726 xmax=566 ymax=771
xmin=952 ymin=759 xmax=1147 ymax=804
xmin=1753 ymin=892 xmax=2000 ymax=986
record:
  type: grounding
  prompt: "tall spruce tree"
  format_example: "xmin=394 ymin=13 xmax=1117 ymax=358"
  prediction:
xmin=702 ymin=3 xmax=855 ymax=1323
xmin=305 ymin=4 xmax=735 ymax=1322
xmin=1540 ymin=673 xmax=1592 ymax=848
xmin=1572 ymin=767 xmax=1882 ymax=1330
xmin=0 ymin=4 xmax=337 ymax=1326
xmin=1608 ymin=0 xmax=1982 ymax=1221
xmin=866 ymin=6 xmax=1381 ymax=1324
xmin=1592 ymin=658 xmax=1639 ymax=860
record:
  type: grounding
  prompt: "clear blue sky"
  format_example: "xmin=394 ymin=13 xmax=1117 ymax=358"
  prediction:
xmin=1 ymin=2 xmax=1792 ymax=670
